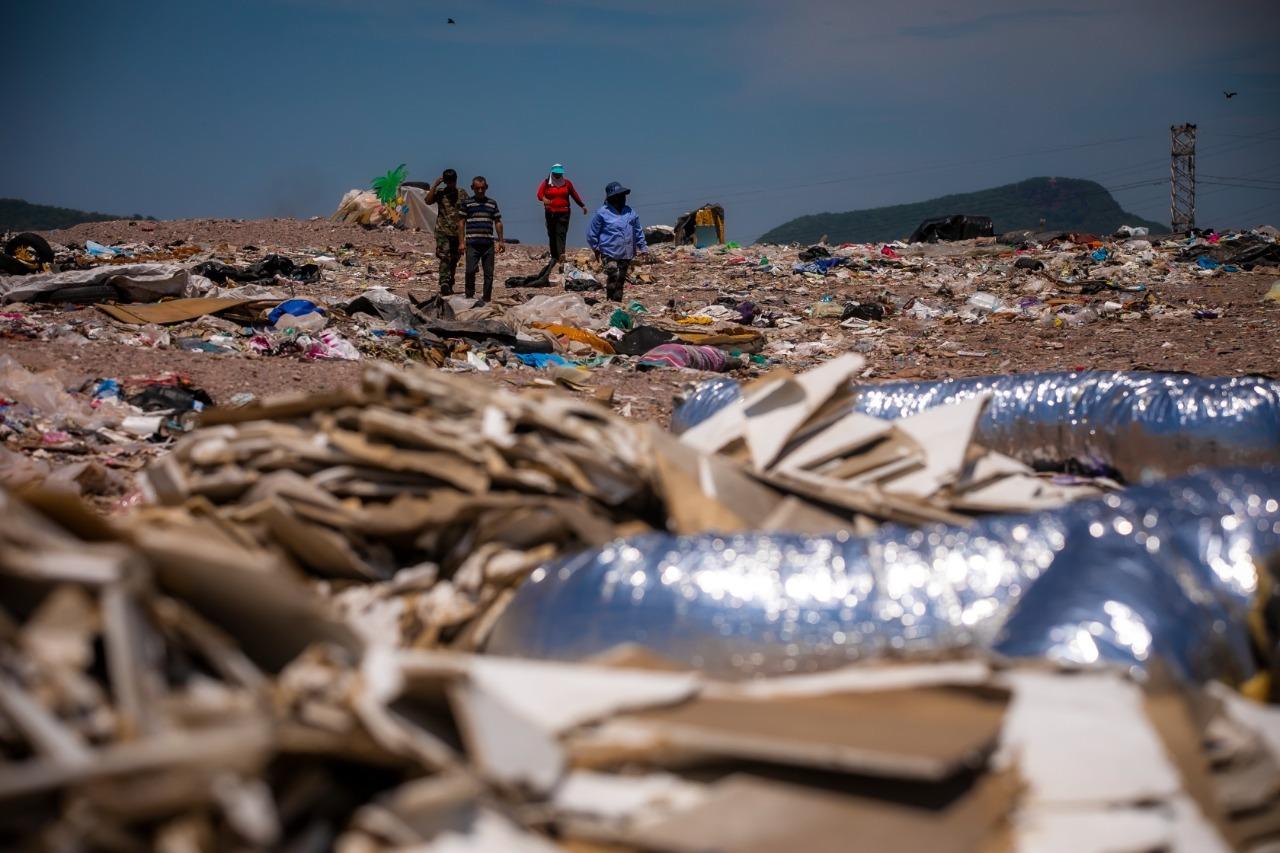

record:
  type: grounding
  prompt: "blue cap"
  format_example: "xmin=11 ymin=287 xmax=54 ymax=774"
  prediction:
xmin=604 ymin=181 xmax=630 ymax=198
xmin=550 ymin=163 xmax=565 ymax=175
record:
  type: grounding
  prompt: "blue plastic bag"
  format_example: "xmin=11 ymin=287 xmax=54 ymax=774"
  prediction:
xmin=514 ymin=352 xmax=578 ymax=369
xmin=792 ymin=257 xmax=846 ymax=275
xmin=267 ymin=299 xmax=325 ymax=326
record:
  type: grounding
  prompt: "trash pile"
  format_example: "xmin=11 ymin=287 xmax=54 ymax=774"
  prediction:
xmin=7 ymin=483 xmax=1280 ymax=851
xmin=679 ymin=354 xmax=1101 ymax=521
xmin=136 ymin=356 xmax=1070 ymax=652
xmin=2 ymin=220 xmax=1274 ymax=413
xmin=137 ymin=354 xmax=1102 ymax=561
xmin=674 ymin=370 xmax=1280 ymax=483
xmin=2 ymin=209 xmax=1279 ymax=847
xmin=0 ymin=356 xmax=217 ymax=502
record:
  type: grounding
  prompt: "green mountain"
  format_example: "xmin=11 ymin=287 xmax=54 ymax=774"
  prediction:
xmin=0 ymin=198 xmax=154 ymax=231
xmin=759 ymin=177 xmax=1167 ymax=244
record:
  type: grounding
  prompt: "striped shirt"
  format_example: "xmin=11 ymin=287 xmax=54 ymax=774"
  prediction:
xmin=459 ymin=195 xmax=501 ymax=243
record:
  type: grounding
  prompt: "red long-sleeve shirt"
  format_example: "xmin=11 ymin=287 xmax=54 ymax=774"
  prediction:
xmin=537 ymin=179 xmax=585 ymax=214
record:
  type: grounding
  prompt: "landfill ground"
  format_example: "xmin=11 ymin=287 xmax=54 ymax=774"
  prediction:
xmin=5 ymin=217 xmax=1280 ymax=851
xmin=21 ymin=219 xmax=1280 ymax=396
xmin=1 ymin=216 xmax=1278 ymax=511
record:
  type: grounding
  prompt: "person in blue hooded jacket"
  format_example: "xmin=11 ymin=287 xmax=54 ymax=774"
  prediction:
xmin=586 ymin=181 xmax=648 ymax=301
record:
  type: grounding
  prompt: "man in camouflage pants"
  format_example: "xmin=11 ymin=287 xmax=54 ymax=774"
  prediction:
xmin=426 ymin=168 xmax=466 ymax=294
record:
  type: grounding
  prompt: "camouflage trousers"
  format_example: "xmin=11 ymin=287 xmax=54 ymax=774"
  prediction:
xmin=602 ymin=257 xmax=631 ymax=301
xmin=436 ymin=232 xmax=461 ymax=294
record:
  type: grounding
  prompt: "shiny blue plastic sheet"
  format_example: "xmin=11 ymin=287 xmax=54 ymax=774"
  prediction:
xmin=670 ymin=372 xmax=1280 ymax=482
xmin=487 ymin=468 xmax=1280 ymax=683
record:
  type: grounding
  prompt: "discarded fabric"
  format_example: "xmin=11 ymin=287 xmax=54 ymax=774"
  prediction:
xmin=637 ymin=344 xmax=734 ymax=372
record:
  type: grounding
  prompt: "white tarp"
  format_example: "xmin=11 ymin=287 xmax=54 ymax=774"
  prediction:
xmin=0 ymin=263 xmax=193 ymax=304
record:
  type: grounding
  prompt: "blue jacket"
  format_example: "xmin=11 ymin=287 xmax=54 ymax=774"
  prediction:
xmin=586 ymin=204 xmax=648 ymax=260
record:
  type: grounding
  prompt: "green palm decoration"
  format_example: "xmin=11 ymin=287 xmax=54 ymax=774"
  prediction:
xmin=372 ymin=164 xmax=408 ymax=205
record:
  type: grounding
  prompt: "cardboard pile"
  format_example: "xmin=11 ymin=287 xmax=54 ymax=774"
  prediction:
xmin=130 ymin=359 xmax=1106 ymax=651
xmin=680 ymin=354 xmax=1100 ymax=525
xmin=6 ymin=486 xmax=1280 ymax=851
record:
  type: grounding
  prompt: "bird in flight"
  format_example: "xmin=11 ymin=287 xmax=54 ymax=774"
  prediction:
xmin=448 ymin=17 xmax=456 ymax=24
xmin=1223 ymin=91 xmax=1238 ymax=99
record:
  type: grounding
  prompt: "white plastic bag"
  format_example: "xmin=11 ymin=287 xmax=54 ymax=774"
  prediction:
xmin=506 ymin=293 xmax=596 ymax=328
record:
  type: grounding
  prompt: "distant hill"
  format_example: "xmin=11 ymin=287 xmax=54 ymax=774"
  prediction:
xmin=0 ymin=198 xmax=154 ymax=231
xmin=759 ymin=177 xmax=1167 ymax=244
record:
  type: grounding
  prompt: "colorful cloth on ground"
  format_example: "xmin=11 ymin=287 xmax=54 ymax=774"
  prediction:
xmin=532 ymin=322 xmax=617 ymax=354
xmin=637 ymin=343 xmax=731 ymax=371
xmin=514 ymin=352 xmax=579 ymax=368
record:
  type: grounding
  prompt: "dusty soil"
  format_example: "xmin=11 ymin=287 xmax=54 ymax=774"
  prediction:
xmin=0 ymin=338 xmax=363 ymax=401
xmin=45 ymin=217 xmax=439 ymax=254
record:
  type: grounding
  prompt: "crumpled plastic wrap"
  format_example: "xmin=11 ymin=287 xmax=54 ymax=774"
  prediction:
xmin=0 ymin=263 xmax=193 ymax=304
xmin=487 ymin=468 xmax=1280 ymax=683
xmin=670 ymin=372 xmax=1280 ymax=483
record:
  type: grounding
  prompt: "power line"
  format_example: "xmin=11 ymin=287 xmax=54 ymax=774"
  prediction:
xmin=1201 ymin=175 xmax=1280 ymax=187
xmin=1082 ymin=129 xmax=1280 ymax=183
xmin=645 ymin=133 xmax=1159 ymax=201
xmin=1214 ymin=197 xmax=1280 ymax=226
xmin=628 ymin=134 xmax=1161 ymax=212
xmin=1200 ymin=181 xmax=1280 ymax=192
xmin=499 ymin=128 xmax=1280 ymax=237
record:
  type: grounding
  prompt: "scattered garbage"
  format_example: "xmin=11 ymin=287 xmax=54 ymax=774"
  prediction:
xmin=0 ymin=232 xmax=55 ymax=275
xmin=507 ymin=292 xmax=596 ymax=327
xmin=268 ymin=297 xmax=326 ymax=329
xmin=124 ymin=373 xmax=213 ymax=413
xmin=562 ymin=264 xmax=604 ymax=292
xmin=303 ymin=328 xmax=360 ymax=360
xmin=192 ymin=253 xmax=319 ymax=285
xmin=14 ymin=480 xmax=1280 ymax=850
xmin=674 ymin=204 xmax=726 ymax=247
xmin=1 ymin=263 xmax=193 ymax=304
xmin=7 ymin=335 xmax=1280 ymax=851
xmin=908 ymin=214 xmax=994 ymax=243
xmin=637 ymin=343 xmax=738 ymax=372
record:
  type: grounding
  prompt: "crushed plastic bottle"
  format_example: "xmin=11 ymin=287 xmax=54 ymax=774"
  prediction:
xmin=303 ymin=330 xmax=360 ymax=361
xmin=92 ymin=379 xmax=121 ymax=400
xmin=906 ymin=300 xmax=944 ymax=320
xmin=966 ymin=292 xmax=1005 ymax=314
xmin=809 ymin=299 xmax=844 ymax=318
xmin=1063 ymin=307 xmax=1099 ymax=327
xmin=273 ymin=311 xmax=327 ymax=334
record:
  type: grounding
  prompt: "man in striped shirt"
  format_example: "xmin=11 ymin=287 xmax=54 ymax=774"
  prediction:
xmin=459 ymin=176 xmax=505 ymax=302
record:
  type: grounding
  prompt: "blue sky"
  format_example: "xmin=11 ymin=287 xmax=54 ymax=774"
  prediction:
xmin=2 ymin=0 xmax=1278 ymax=243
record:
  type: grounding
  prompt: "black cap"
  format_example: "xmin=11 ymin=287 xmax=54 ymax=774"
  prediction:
xmin=604 ymin=181 xmax=631 ymax=198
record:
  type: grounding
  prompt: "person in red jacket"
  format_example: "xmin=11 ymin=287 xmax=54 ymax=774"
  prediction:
xmin=536 ymin=164 xmax=588 ymax=265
